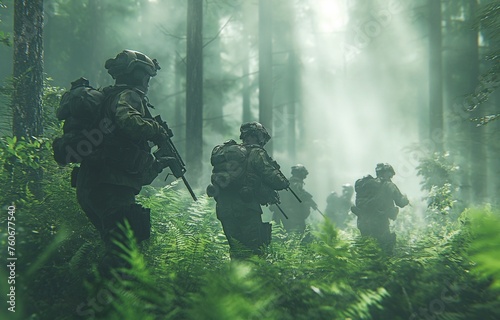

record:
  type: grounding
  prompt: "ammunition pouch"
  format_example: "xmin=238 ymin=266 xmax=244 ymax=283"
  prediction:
xmin=104 ymin=145 xmax=154 ymax=174
xmin=254 ymin=184 xmax=279 ymax=206
xmin=351 ymin=205 xmax=361 ymax=216
xmin=260 ymin=222 xmax=272 ymax=246
xmin=387 ymin=206 xmax=399 ymax=220
xmin=124 ymin=204 xmax=151 ymax=242
xmin=70 ymin=166 xmax=80 ymax=188
xmin=97 ymin=143 xmax=158 ymax=185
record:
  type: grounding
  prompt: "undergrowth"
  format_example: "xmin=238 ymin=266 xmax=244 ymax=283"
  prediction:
xmin=0 ymin=86 xmax=499 ymax=319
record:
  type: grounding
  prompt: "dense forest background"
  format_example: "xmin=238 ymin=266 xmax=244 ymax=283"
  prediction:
xmin=0 ymin=0 xmax=500 ymax=319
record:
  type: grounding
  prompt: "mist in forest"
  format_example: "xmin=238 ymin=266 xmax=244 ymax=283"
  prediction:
xmin=0 ymin=0 xmax=485 ymax=213
xmin=288 ymin=0 xmax=427 ymax=212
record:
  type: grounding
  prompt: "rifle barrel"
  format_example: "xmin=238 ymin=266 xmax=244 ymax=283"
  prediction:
xmin=182 ymin=176 xmax=198 ymax=201
xmin=288 ymin=187 xmax=302 ymax=203
xmin=275 ymin=203 xmax=289 ymax=219
xmin=315 ymin=207 xmax=326 ymax=218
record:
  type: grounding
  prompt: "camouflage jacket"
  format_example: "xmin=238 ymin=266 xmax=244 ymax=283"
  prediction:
xmin=87 ymin=86 xmax=164 ymax=190
xmin=273 ymin=176 xmax=315 ymax=222
xmin=381 ymin=180 xmax=409 ymax=209
xmin=215 ymin=143 xmax=289 ymax=218
xmin=358 ymin=179 xmax=409 ymax=220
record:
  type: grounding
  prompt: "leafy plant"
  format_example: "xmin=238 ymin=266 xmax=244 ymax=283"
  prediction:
xmin=416 ymin=152 xmax=460 ymax=216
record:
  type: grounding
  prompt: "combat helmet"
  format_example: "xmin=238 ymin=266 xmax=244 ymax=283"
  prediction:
xmin=375 ymin=163 xmax=395 ymax=178
xmin=239 ymin=122 xmax=271 ymax=146
xmin=342 ymin=183 xmax=354 ymax=197
xmin=291 ymin=164 xmax=309 ymax=177
xmin=105 ymin=50 xmax=161 ymax=79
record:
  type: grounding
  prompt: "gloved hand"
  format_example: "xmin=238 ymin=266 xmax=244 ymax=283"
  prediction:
xmin=152 ymin=156 xmax=175 ymax=173
xmin=152 ymin=124 xmax=168 ymax=146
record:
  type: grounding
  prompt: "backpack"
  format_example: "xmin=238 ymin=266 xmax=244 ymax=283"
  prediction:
xmin=354 ymin=175 xmax=383 ymax=210
xmin=210 ymin=140 xmax=249 ymax=189
xmin=52 ymin=77 xmax=113 ymax=165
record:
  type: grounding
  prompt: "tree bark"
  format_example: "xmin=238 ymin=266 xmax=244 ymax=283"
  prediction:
xmin=12 ymin=0 xmax=44 ymax=199
xmin=12 ymin=0 xmax=44 ymax=139
xmin=428 ymin=0 xmax=443 ymax=152
xmin=259 ymin=0 xmax=273 ymax=154
xmin=287 ymin=50 xmax=297 ymax=163
xmin=467 ymin=0 xmax=486 ymax=203
xmin=242 ymin=33 xmax=252 ymax=123
xmin=186 ymin=0 xmax=203 ymax=182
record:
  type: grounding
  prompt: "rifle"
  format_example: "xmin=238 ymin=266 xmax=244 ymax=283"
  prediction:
xmin=264 ymin=189 xmax=289 ymax=220
xmin=153 ymin=115 xmax=198 ymax=201
xmin=273 ymin=203 xmax=289 ymax=219
xmin=287 ymin=187 xmax=302 ymax=203
xmin=294 ymin=189 xmax=324 ymax=218
xmin=313 ymin=204 xmax=326 ymax=218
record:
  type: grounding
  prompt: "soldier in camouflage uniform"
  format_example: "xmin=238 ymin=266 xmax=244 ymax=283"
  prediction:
xmin=272 ymin=165 xmax=317 ymax=233
xmin=208 ymin=122 xmax=289 ymax=259
xmin=325 ymin=184 xmax=354 ymax=229
xmin=75 ymin=50 xmax=170 ymax=267
xmin=351 ymin=163 xmax=409 ymax=254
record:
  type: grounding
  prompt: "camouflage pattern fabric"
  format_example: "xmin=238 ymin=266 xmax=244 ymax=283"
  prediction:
xmin=272 ymin=176 xmax=316 ymax=233
xmin=214 ymin=143 xmax=288 ymax=259
xmin=76 ymin=86 xmax=163 ymax=254
xmin=325 ymin=192 xmax=353 ymax=229
xmin=355 ymin=178 xmax=409 ymax=254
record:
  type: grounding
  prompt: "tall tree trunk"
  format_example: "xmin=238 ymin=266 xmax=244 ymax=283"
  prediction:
xmin=174 ymin=58 xmax=185 ymax=148
xmin=287 ymin=50 xmax=297 ymax=163
xmin=242 ymin=33 xmax=252 ymax=123
xmin=12 ymin=0 xmax=44 ymax=139
xmin=88 ymin=0 xmax=103 ymax=85
xmin=259 ymin=0 xmax=273 ymax=154
xmin=467 ymin=0 xmax=486 ymax=203
xmin=491 ymin=92 xmax=500 ymax=206
xmin=12 ymin=0 xmax=44 ymax=198
xmin=205 ymin=8 xmax=224 ymax=132
xmin=428 ymin=0 xmax=444 ymax=152
xmin=186 ymin=0 xmax=203 ymax=183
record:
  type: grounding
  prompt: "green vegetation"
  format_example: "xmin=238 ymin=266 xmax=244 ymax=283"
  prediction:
xmin=0 ymin=128 xmax=499 ymax=319
xmin=1 ymin=0 xmax=500 ymax=319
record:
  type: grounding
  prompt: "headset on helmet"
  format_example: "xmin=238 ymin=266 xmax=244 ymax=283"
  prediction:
xmin=105 ymin=50 xmax=160 ymax=79
xmin=375 ymin=163 xmax=395 ymax=177
xmin=239 ymin=122 xmax=271 ymax=146
xmin=291 ymin=164 xmax=309 ymax=176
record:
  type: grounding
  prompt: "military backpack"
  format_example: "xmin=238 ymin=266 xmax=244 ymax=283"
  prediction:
xmin=52 ymin=77 xmax=116 ymax=165
xmin=352 ymin=175 xmax=383 ymax=215
xmin=210 ymin=139 xmax=249 ymax=189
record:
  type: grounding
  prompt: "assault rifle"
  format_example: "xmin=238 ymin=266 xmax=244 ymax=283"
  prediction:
xmin=153 ymin=115 xmax=197 ymax=201
xmin=264 ymin=190 xmax=289 ymax=220
xmin=301 ymin=191 xmax=325 ymax=218
xmin=287 ymin=186 xmax=302 ymax=203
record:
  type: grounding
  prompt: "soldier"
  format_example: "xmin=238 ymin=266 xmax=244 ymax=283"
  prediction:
xmin=325 ymin=184 xmax=354 ymax=229
xmin=272 ymin=165 xmax=317 ymax=234
xmin=75 ymin=50 xmax=170 ymax=269
xmin=208 ymin=122 xmax=289 ymax=259
xmin=351 ymin=163 xmax=409 ymax=254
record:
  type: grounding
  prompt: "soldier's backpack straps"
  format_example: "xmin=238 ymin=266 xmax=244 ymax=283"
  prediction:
xmin=210 ymin=140 xmax=250 ymax=190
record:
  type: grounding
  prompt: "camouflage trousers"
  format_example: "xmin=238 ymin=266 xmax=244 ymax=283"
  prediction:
xmin=75 ymin=162 xmax=151 ymax=257
xmin=217 ymin=210 xmax=271 ymax=260
xmin=357 ymin=217 xmax=395 ymax=254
